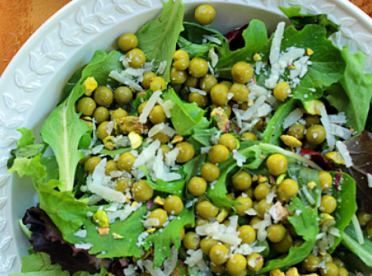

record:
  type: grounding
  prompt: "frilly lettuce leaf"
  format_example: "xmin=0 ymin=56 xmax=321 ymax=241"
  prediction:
xmin=216 ymin=19 xmax=269 ymax=79
xmin=163 ymin=89 xmax=210 ymax=136
xmin=136 ymin=0 xmax=184 ymax=82
xmin=326 ymin=48 xmax=372 ymax=133
xmin=328 ymin=172 xmax=357 ymax=253
xmin=144 ymin=208 xmax=194 ymax=267
xmin=40 ymin=50 xmax=123 ymax=192
xmin=257 ymin=197 xmax=319 ymax=273
xmin=280 ymin=6 xmax=340 ymax=37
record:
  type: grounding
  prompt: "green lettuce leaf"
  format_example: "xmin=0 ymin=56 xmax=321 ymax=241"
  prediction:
xmin=40 ymin=50 xmax=123 ymax=192
xmin=187 ymin=127 xmax=218 ymax=152
xmin=280 ymin=6 xmax=340 ymax=37
xmin=9 ymin=155 xmax=147 ymax=259
xmin=262 ymin=99 xmax=299 ymax=145
xmin=287 ymin=165 xmax=321 ymax=208
xmin=326 ymin=48 xmax=372 ymax=133
xmin=328 ymin=172 xmax=357 ymax=252
xmin=257 ymin=197 xmax=319 ymax=273
xmin=177 ymin=36 xmax=214 ymax=59
xmin=139 ymin=165 xmax=185 ymax=196
xmin=136 ymin=0 xmax=184 ymax=82
xmin=216 ymin=19 xmax=269 ymax=79
xmin=144 ymin=208 xmax=194 ymax=267
xmin=342 ymin=224 xmax=372 ymax=268
xmin=280 ymin=25 xmax=345 ymax=101
xmin=163 ymin=89 xmax=210 ymax=136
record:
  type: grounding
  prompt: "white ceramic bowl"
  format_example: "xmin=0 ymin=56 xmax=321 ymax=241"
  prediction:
xmin=1 ymin=0 xmax=372 ymax=274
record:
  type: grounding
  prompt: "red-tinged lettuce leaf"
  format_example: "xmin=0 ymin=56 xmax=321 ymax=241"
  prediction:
xmin=23 ymin=207 xmax=101 ymax=275
xmin=343 ymin=131 xmax=372 ymax=212
xmin=22 ymin=207 xmax=126 ymax=276
xmin=299 ymin=148 xmax=334 ymax=171
xmin=224 ymin=24 xmax=248 ymax=51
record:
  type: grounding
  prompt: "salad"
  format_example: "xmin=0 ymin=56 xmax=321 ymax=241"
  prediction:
xmin=8 ymin=1 xmax=372 ymax=276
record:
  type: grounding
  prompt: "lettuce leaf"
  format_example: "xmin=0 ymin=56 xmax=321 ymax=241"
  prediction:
xmin=144 ymin=208 xmax=194 ymax=267
xmin=257 ymin=197 xmax=319 ymax=273
xmin=326 ymin=48 xmax=372 ymax=133
xmin=216 ymin=19 xmax=269 ymax=79
xmin=328 ymin=172 xmax=357 ymax=253
xmin=187 ymin=127 xmax=218 ymax=152
xmin=280 ymin=6 xmax=340 ymax=37
xmin=278 ymin=25 xmax=345 ymax=101
xmin=10 ymin=252 xmax=106 ymax=276
xmin=136 ymin=0 xmax=184 ymax=82
xmin=343 ymin=131 xmax=372 ymax=212
xmin=40 ymin=50 xmax=123 ymax=192
xmin=342 ymin=224 xmax=372 ymax=269
xmin=262 ymin=99 xmax=299 ymax=145
xmin=163 ymin=89 xmax=210 ymax=136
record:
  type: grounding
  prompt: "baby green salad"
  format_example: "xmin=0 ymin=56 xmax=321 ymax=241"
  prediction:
xmin=8 ymin=1 xmax=372 ymax=276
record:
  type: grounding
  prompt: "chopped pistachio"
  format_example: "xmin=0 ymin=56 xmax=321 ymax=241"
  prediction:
xmin=211 ymin=107 xmax=230 ymax=133
xmin=281 ymin=135 xmax=302 ymax=148
xmin=258 ymin=175 xmax=268 ymax=184
xmin=287 ymin=65 xmax=296 ymax=70
xmin=98 ymin=227 xmax=110 ymax=236
xmin=276 ymin=174 xmax=286 ymax=185
xmin=285 ymin=268 xmax=299 ymax=276
xmin=113 ymin=233 xmax=124 ymax=239
xmin=307 ymin=181 xmax=316 ymax=189
xmin=171 ymin=134 xmax=184 ymax=144
xmin=252 ymin=175 xmax=259 ymax=182
xmin=306 ymin=48 xmax=314 ymax=56
xmin=270 ymin=269 xmax=285 ymax=276
xmin=83 ymin=77 xmax=98 ymax=96
xmin=131 ymin=201 xmax=138 ymax=208
xmin=154 ymin=196 xmax=164 ymax=206
xmin=216 ymin=208 xmax=229 ymax=223
xmin=319 ymin=213 xmax=335 ymax=227
xmin=325 ymin=152 xmax=345 ymax=165
xmin=92 ymin=210 xmax=109 ymax=228
xmin=302 ymin=100 xmax=325 ymax=116
xmin=146 ymin=228 xmax=156 ymax=233
xmin=128 ymin=131 xmax=143 ymax=149
xmin=253 ymin=53 xmax=262 ymax=61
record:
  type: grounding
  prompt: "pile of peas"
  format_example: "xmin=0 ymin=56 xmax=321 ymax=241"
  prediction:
xmin=302 ymin=252 xmax=349 ymax=276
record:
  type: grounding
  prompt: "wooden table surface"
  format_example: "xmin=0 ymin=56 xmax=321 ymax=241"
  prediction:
xmin=0 ymin=0 xmax=371 ymax=76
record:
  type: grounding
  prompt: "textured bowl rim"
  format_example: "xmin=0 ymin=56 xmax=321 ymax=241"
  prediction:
xmin=1 ymin=0 xmax=372 ymax=274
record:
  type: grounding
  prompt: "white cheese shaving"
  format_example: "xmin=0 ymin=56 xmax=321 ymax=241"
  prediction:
xmin=329 ymin=113 xmax=347 ymax=124
xmin=227 ymin=92 xmax=234 ymax=100
xmin=203 ymin=34 xmax=221 ymax=45
xmin=124 ymin=265 xmax=136 ymax=276
xmin=302 ymin=186 xmax=316 ymax=206
xmin=156 ymin=61 xmax=167 ymax=75
xmin=233 ymin=150 xmax=246 ymax=167
xmin=105 ymin=121 xmax=115 ymax=136
xmin=190 ymin=87 xmax=207 ymax=96
xmin=200 ymin=147 xmax=211 ymax=154
xmin=242 ymin=95 xmax=266 ymax=120
xmin=233 ymin=108 xmax=243 ymax=128
xmin=139 ymin=91 xmax=162 ymax=124
xmin=368 ymin=174 xmax=372 ymax=188
xmin=245 ymin=208 xmax=257 ymax=216
xmin=255 ymin=103 xmax=272 ymax=117
xmin=336 ymin=141 xmax=353 ymax=168
xmin=143 ymin=218 xmax=160 ymax=228
xmin=74 ymin=243 xmax=92 ymax=250
xmin=109 ymin=70 xmax=143 ymax=91
xmin=283 ymin=108 xmax=303 ymax=129
xmin=158 ymin=98 xmax=175 ymax=118
xmin=153 ymin=149 xmax=181 ymax=182
xmin=74 ymin=229 xmax=87 ymax=238
xmin=331 ymin=124 xmax=352 ymax=140
xmin=247 ymin=82 xmax=270 ymax=98
xmin=134 ymin=140 xmax=161 ymax=168
xmin=148 ymin=123 xmax=166 ymax=137
xmin=209 ymin=47 xmax=219 ymax=67
xmin=320 ymin=106 xmax=336 ymax=150
xmin=111 ymin=135 xmax=130 ymax=149
xmin=165 ymin=148 xmax=180 ymax=167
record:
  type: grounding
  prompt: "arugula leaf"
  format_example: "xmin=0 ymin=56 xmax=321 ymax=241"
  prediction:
xmin=187 ymin=127 xmax=218 ymax=152
xmin=99 ymin=147 xmax=131 ymax=158
xmin=280 ymin=6 xmax=340 ymax=37
xmin=177 ymin=36 xmax=213 ymax=59
xmin=287 ymin=165 xmax=321 ymax=208
xmin=41 ymin=50 xmax=123 ymax=192
xmin=207 ymin=163 xmax=238 ymax=208
xmin=216 ymin=19 xmax=269 ymax=79
xmin=326 ymin=48 xmax=372 ymax=133
xmin=136 ymin=0 xmax=184 ymax=82
xmin=183 ymin=154 xmax=206 ymax=183
xmin=144 ymin=208 xmax=194 ymax=267
xmin=262 ymin=99 xmax=299 ymax=145
xmin=163 ymin=89 xmax=210 ymax=136
xmin=280 ymin=25 xmax=345 ymax=101
xmin=328 ymin=172 xmax=357 ymax=253
xmin=258 ymin=197 xmax=319 ymax=273
xmin=181 ymin=22 xmax=227 ymax=45
xmin=342 ymin=224 xmax=372 ymax=268
xmin=139 ymin=165 xmax=185 ymax=196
